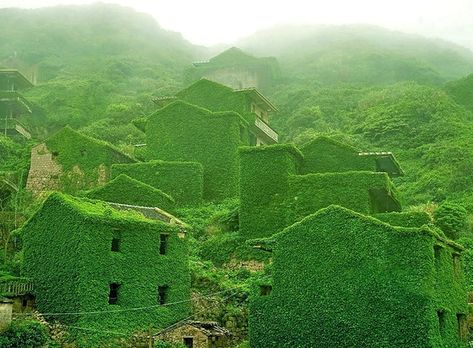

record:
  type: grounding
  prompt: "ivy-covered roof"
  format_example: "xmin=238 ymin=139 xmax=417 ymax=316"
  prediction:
xmin=85 ymin=174 xmax=175 ymax=211
xmin=248 ymin=205 xmax=462 ymax=251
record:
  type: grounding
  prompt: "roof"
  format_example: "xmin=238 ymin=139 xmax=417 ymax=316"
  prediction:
xmin=300 ymin=136 xmax=360 ymax=153
xmin=0 ymin=69 xmax=33 ymax=89
xmin=239 ymin=143 xmax=304 ymax=162
xmin=248 ymin=205 xmax=463 ymax=252
xmin=234 ymin=88 xmax=278 ymax=112
xmin=157 ymin=320 xmax=231 ymax=337
xmin=358 ymin=152 xmax=404 ymax=177
xmin=33 ymin=192 xmax=176 ymax=227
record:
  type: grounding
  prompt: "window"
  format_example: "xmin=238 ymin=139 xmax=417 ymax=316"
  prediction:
xmin=434 ymin=245 xmax=442 ymax=262
xmin=160 ymin=234 xmax=168 ymax=255
xmin=158 ymin=285 xmax=168 ymax=305
xmin=260 ymin=285 xmax=272 ymax=296
xmin=453 ymin=253 xmax=461 ymax=277
xmin=437 ymin=310 xmax=446 ymax=337
xmin=22 ymin=297 xmax=28 ymax=308
xmin=111 ymin=231 xmax=121 ymax=252
xmin=183 ymin=337 xmax=193 ymax=348
xmin=457 ymin=313 xmax=467 ymax=341
xmin=109 ymin=283 xmax=120 ymax=305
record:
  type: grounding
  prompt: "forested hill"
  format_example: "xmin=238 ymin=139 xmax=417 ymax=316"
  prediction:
xmin=2 ymin=3 xmax=473 ymax=211
xmin=0 ymin=4 xmax=202 ymax=137
xmin=237 ymin=25 xmax=473 ymax=86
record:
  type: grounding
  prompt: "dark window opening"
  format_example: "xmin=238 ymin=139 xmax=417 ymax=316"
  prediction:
xmin=158 ymin=285 xmax=168 ymax=305
xmin=453 ymin=254 xmax=461 ymax=277
xmin=109 ymin=283 xmax=120 ymax=305
xmin=22 ymin=297 xmax=28 ymax=308
xmin=183 ymin=337 xmax=193 ymax=348
xmin=438 ymin=310 xmax=446 ymax=336
xmin=457 ymin=313 xmax=467 ymax=341
xmin=260 ymin=285 xmax=272 ymax=296
xmin=434 ymin=245 xmax=442 ymax=262
xmin=111 ymin=230 xmax=121 ymax=252
xmin=160 ymin=234 xmax=168 ymax=255
xmin=111 ymin=238 xmax=120 ymax=252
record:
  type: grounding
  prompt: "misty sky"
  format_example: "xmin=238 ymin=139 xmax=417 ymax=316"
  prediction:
xmin=1 ymin=0 xmax=472 ymax=49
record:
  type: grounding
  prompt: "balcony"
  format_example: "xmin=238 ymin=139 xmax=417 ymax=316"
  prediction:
xmin=254 ymin=117 xmax=278 ymax=143
xmin=0 ymin=279 xmax=33 ymax=297
xmin=1 ymin=118 xmax=31 ymax=139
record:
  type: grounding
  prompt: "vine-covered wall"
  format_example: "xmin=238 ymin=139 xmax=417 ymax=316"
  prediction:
xmin=29 ymin=126 xmax=136 ymax=194
xmin=249 ymin=206 xmax=467 ymax=348
xmin=239 ymin=142 xmax=401 ymax=240
xmin=22 ymin=193 xmax=191 ymax=340
xmin=111 ymin=160 xmax=203 ymax=207
xmin=84 ymin=174 xmax=175 ymax=211
xmin=147 ymin=101 xmax=249 ymax=201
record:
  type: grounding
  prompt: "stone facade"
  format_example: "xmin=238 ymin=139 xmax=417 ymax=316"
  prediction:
xmin=26 ymin=143 xmax=62 ymax=196
xmin=157 ymin=321 xmax=231 ymax=348
xmin=0 ymin=298 xmax=13 ymax=331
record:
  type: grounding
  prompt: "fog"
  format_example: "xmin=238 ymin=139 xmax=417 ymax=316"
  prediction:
xmin=1 ymin=0 xmax=472 ymax=50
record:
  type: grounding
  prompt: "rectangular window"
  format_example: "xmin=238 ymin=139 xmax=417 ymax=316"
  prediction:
xmin=437 ymin=310 xmax=446 ymax=337
xmin=111 ymin=230 xmax=121 ymax=252
xmin=453 ymin=253 xmax=461 ymax=277
xmin=160 ymin=234 xmax=168 ymax=255
xmin=457 ymin=313 xmax=467 ymax=341
xmin=109 ymin=283 xmax=120 ymax=305
xmin=158 ymin=285 xmax=168 ymax=305
xmin=260 ymin=285 xmax=272 ymax=296
xmin=434 ymin=245 xmax=442 ymax=262
xmin=183 ymin=337 xmax=193 ymax=348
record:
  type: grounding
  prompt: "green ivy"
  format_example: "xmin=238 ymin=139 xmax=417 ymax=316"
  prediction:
xmin=84 ymin=174 xmax=175 ymax=212
xmin=111 ymin=160 xmax=203 ymax=207
xmin=248 ymin=206 xmax=467 ymax=348
xmin=22 ymin=192 xmax=191 ymax=343
xmin=146 ymin=100 xmax=248 ymax=201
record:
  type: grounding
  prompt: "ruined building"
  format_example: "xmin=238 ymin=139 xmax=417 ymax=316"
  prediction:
xmin=0 ymin=69 xmax=33 ymax=139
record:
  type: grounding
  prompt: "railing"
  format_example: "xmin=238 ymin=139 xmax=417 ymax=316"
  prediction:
xmin=0 ymin=280 xmax=34 ymax=296
xmin=254 ymin=117 xmax=278 ymax=143
xmin=0 ymin=118 xmax=31 ymax=138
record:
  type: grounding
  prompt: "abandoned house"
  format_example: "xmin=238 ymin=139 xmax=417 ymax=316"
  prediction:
xmin=186 ymin=47 xmax=280 ymax=90
xmin=21 ymin=192 xmax=191 ymax=333
xmin=248 ymin=205 xmax=467 ymax=347
xmin=0 ymin=69 xmax=33 ymax=139
xmin=26 ymin=126 xmax=135 ymax=196
xmin=156 ymin=320 xmax=231 ymax=348
xmin=239 ymin=137 xmax=403 ymax=239
xmin=147 ymin=79 xmax=279 ymax=201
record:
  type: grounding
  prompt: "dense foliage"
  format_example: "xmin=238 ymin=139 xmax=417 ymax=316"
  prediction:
xmin=249 ymin=206 xmax=466 ymax=347
xmin=85 ymin=174 xmax=175 ymax=211
xmin=147 ymin=100 xmax=248 ymax=201
xmin=111 ymin=160 xmax=204 ymax=206
xmin=0 ymin=320 xmax=49 ymax=348
xmin=22 ymin=193 xmax=191 ymax=343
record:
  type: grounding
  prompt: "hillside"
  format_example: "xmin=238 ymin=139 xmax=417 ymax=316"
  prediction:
xmin=238 ymin=25 xmax=473 ymax=86
xmin=0 ymin=4 xmax=202 ymax=138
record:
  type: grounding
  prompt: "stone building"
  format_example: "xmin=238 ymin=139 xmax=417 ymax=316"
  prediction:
xmin=186 ymin=47 xmax=280 ymax=91
xmin=147 ymin=79 xmax=279 ymax=202
xmin=239 ymin=137 xmax=403 ymax=240
xmin=21 ymin=192 xmax=191 ymax=335
xmin=26 ymin=127 xmax=135 ymax=196
xmin=156 ymin=320 xmax=231 ymax=348
xmin=0 ymin=69 xmax=33 ymax=139
xmin=248 ymin=206 xmax=468 ymax=348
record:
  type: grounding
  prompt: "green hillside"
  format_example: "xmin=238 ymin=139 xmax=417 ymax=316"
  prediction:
xmin=238 ymin=25 xmax=473 ymax=85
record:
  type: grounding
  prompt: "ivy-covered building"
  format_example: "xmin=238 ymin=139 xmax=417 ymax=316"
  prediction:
xmin=26 ymin=126 xmax=135 ymax=196
xmin=248 ymin=206 xmax=467 ymax=348
xmin=0 ymin=69 xmax=33 ymax=139
xmin=185 ymin=47 xmax=280 ymax=91
xmin=148 ymin=79 xmax=279 ymax=201
xmin=22 ymin=192 xmax=190 ymax=335
xmin=239 ymin=138 xmax=403 ymax=239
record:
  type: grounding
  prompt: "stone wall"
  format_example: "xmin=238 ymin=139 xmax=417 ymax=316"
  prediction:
xmin=0 ymin=299 xmax=13 ymax=331
xmin=157 ymin=324 xmax=209 ymax=348
xmin=26 ymin=143 xmax=62 ymax=196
